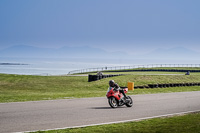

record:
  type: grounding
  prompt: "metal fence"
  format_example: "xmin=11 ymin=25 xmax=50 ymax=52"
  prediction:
xmin=67 ymin=64 xmax=200 ymax=75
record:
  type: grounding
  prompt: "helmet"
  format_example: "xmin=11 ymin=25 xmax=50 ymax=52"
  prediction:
xmin=109 ymin=80 xmax=115 ymax=86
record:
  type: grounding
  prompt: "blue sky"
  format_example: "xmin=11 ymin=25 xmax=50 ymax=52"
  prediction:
xmin=0 ymin=0 xmax=200 ymax=55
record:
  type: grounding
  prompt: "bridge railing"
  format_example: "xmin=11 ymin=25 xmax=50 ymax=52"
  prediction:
xmin=67 ymin=64 xmax=200 ymax=75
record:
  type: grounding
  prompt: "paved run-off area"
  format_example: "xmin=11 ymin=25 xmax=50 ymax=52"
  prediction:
xmin=0 ymin=91 xmax=200 ymax=133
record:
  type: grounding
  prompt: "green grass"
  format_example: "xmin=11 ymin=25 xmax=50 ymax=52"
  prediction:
xmin=112 ymin=74 xmax=200 ymax=86
xmin=145 ymin=67 xmax=200 ymax=70
xmin=76 ymin=67 xmax=200 ymax=75
xmin=92 ymin=67 xmax=200 ymax=75
xmin=84 ymin=71 xmax=187 ymax=75
xmin=33 ymin=112 xmax=200 ymax=133
xmin=1 ymin=73 xmax=200 ymax=102
xmin=105 ymin=67 xmax=200 ymax=71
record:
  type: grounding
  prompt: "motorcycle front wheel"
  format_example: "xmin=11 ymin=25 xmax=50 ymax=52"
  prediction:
xmin=125 ymin=96 xmax=133 ymax=107
xmin=108 ymin=97 xmax=118 ymax=108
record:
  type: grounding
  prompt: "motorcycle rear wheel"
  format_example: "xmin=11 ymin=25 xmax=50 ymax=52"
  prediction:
xmin=108 ymin=97 xmax=118 ymax=108
xmin=125 ymin=96 xmax=133 ymax=107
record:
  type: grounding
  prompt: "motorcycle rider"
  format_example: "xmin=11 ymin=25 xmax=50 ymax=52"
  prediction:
xmin=109 ymin=80 xmax=127 ymax=99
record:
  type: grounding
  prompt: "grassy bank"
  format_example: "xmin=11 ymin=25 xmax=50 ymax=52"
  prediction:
xmin=1 ymin=73 xmax=200 ymax=102
xmin=34 ymin=112 xmax=200 ymax=133
xmin=84 ymin=71 xmax=188 ymax=75
xmin=98 ymin=67 xmax=200 ymax=75
xmin=104 ymin=67 xmax=200 ymax=71
xmin=76 ymin=67 xmax=200 ymax=75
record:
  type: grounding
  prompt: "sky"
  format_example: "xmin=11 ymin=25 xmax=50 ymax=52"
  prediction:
xmin=0 ymin=0 xmax=200 ymax=55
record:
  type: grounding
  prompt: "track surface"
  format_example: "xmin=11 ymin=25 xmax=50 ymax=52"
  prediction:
xmin=1 ymin=91 xmax=200 ymax=133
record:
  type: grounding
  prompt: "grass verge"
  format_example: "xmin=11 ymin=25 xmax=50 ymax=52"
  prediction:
xmin=1 ymin=73 xmax=200 ymax=102
xmin=33 ymin=112 xmax=200 ymax=133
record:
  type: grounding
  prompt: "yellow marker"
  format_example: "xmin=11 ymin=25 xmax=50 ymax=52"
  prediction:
xmin=128 ymin=82 xmax=134 ymax=90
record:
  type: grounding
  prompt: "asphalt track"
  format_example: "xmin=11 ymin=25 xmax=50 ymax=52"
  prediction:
xmin=1 ymin=91 xmax=200 ymax=133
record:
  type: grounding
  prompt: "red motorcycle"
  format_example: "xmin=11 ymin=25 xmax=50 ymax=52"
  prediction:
xmin=106 ymin=87 xmax=133 ymax=108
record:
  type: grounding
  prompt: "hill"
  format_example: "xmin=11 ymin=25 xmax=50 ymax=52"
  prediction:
xmin=0 ymin=45 xmax=129 ymax=59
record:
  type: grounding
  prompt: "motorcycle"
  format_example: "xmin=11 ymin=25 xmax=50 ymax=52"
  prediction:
xmin=106 ymin=87 xmax=133 ymax=108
